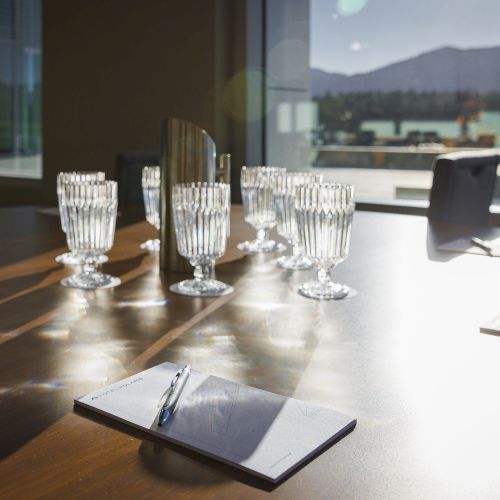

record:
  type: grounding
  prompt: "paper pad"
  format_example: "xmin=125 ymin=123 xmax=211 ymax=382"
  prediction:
xmin=75 ymin=362 xmax=356 ymax=482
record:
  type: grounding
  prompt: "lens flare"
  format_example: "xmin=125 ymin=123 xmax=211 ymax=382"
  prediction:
xmin=337 ymin=0 xmax=368 ymax=17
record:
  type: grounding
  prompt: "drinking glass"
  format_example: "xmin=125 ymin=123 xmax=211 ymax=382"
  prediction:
xmin=295 ymin=183 xmax=355 ymax=299
xmin=238 ymin=166 xmax=286 ymax=253
xmin=56 ymin=171 xmax=108 ymax=265
xmin=60 ymin=181 xmax=121 ymax=289
xmin=170 ymin=182 xmax=233 ymax=297
xmin=273 ymin=172 xmax=323 ymax=270
xmin=140 ymin=166 xmax=161 ymax=252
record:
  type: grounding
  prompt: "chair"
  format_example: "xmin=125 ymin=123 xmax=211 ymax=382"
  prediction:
xmin=422 ymin=131 xmax=440 ymax=143
xmin=428 ymin=150 xmax=500 ymax=225
xmin=114 ymin=150 xmax=160 ymax=205
xmin=354 ymin=130 xmax=375 ymax=146
xmin=406 ymin=130 xmax=422 ymax=145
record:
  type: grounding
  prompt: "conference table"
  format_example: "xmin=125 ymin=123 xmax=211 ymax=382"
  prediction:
xmin=1 ymin=205 xmax=500 ymax=499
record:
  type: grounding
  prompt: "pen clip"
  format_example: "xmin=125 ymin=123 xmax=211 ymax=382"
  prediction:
xmin=170 ymin=367 xmax=184 ymax=388
xmin=157 ymin=366 xmax=187 ymax=407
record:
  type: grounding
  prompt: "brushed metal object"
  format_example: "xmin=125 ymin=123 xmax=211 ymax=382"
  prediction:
xmin=216 ymin=154 xmax=231 ymax=185
xmin=159 ymin=118 xmax=216 ymax=272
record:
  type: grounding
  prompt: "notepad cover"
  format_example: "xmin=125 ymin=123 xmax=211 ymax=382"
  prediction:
xmin=75 ymin=362 xmax=356 ymax=483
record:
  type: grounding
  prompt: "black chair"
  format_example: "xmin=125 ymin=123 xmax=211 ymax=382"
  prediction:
xmin=428 ymin=150 xmax=500 ymax=225
xmin=422 ymin=131 xmax=440 ymax=143
xmin=406 ymin=130 xmax=422 ymax=145
xmin=114 ymin=150 xmax=159 ymax=205
xmin=354 ymin=130 xmax=375 ymax=146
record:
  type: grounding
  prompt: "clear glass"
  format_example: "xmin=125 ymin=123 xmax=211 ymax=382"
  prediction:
xmin=60 ymin=181 xmax=121 ymax=289
xmin=295 ymin=183 xmax=355 ymax=299
xmin=238 ymin=166 xmax=287 ymax=253
xmin=56 ymin=171 xmax=108 ymax=265
xmin=170 ymin=183 xmax=232 ymax=297
xmin=273 ymin=172 xmax=323 ymax=270
xmin=140 ymin=165 xmax=161 ymax=252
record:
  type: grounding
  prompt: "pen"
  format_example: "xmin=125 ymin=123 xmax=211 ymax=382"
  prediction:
xmin=470 ymin=237 xmax=494 ymax=256
xmin=157 ymin=364 xmax=191 ymax=426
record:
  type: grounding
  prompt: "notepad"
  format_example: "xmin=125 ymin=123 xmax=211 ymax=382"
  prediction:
xmin=74 ymin=362 xmax=356 ymax=483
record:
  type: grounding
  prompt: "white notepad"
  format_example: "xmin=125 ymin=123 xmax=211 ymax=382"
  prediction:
xmin=75 ymin=362 xmax=356 ymax=482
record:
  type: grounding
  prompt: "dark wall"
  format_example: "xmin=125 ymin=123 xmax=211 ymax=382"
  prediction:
xmin=0 ymin=178 xmax=42 ymax=206
xmin=42 ymin=0 xmax=225 ymax=204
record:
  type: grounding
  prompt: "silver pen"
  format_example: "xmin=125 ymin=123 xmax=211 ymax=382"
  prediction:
xmin=157 ymin=364 xmax=191 ymax=426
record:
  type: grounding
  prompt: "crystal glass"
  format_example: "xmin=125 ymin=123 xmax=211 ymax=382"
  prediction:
xmin=140 ymin=166 xmax=161 ymax=252
xmin=60 ymin=181 xmax=121 ymax=289
xmin=273 ymin=172 xmax=323 ymax=270
xmin=56 ymin=171 xmax=108 ymax=265
xmin=170 ymin=182 xmax=233 ymax=297
xmin=295 ymin=183 xmax=355 ymax=299
xmin=238 ymin=166 xmax=287 ymax=253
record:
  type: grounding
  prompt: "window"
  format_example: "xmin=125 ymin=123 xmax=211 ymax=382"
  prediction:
xmin=308 ymin=0 xmax=500 ymax=203
xmin=0 ymin=0 xmax=41 ymax=179
xmin=261 ymin=0 xmax=500 ymax=204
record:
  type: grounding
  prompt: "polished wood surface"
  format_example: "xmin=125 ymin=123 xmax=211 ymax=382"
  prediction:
xmin=2 ymin=206 xmax=500 ymax=499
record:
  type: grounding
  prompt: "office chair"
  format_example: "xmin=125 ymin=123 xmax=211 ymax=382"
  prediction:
xmin=114 ymin=150 xmax=160 ymax=205
xmin=428 ymin=150 xmax=500 ymax=225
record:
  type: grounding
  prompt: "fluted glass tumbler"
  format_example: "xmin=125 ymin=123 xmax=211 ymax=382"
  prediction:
xmin=295 ymin=183 xmax=354 ymax=299
xmin=238 ymin=166 xmax=287 ymax=253
xmin=273 ymin=172 xmax=323 ymax=270
xmin=56 ymin=171 xmax=108 ymax=265
xmin=170 ymin=182 xmax=233 ymax=297
xmin=140 ymin=166 xmax=161 ymax=252
xmin=60 ymin=181 xmax=121 ymax=289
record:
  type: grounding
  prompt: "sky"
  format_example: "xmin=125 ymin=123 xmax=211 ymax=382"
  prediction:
xmin=311 ymin=0 xmax=500 ymax=74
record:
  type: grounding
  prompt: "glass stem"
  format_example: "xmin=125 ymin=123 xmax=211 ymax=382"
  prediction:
xmin=83 ymin=256 xmax=97 ymax=275
xmin=208 ymin=259 xmax=215 ymax=278
xmin=256 ymin=228 xmax=268 ymax=243
xmin=292 ymin=241 xmax=301 ymax=257
xmin=193 ymin=261 xmax=212 ymax=281
xmin=317 ymin=265 xmax=331 ymax=284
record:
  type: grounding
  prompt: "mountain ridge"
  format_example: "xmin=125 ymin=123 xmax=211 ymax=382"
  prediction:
xmin=311 ymin=46 xmax=500 ymax=96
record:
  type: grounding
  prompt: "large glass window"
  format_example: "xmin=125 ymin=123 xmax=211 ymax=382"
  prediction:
xmin=309 ymin=0 xmax=500 ymax=203
xmin=0 ymin=0 xmax=41 ymax=178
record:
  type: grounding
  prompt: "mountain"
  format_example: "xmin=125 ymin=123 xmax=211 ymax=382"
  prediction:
xmin=310 ymin=68 xmax=349 ymax=97
xmin=311 ymin=46 xmax=500 ymax=96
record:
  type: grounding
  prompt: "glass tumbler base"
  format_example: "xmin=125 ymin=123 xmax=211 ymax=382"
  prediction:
xmin=140 ymin=239 xmax=160 ymax=252
xmin=55 ymin=252 xmax=108 ymax=265
xmin=237 ymin=239 xmax=286 ymax=254
xmin=298 ymin=280 xmax=350 ymax=300
xmin=61 ymin=272 xmax=121 ymax=290
xmin=277 ymin=254 xmax=314 ymax=270
xmin=170 ymin=279 xmax=234 ymax=297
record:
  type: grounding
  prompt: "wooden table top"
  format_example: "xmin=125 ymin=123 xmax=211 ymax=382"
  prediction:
xmin=1 ymin=205 xmax=500 ymax=499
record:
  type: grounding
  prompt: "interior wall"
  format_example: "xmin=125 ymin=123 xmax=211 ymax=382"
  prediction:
xmin=0 ymin=178 xmax=42 ymax=206
xmin=42 ymin=0 xmax=223 ymax=204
